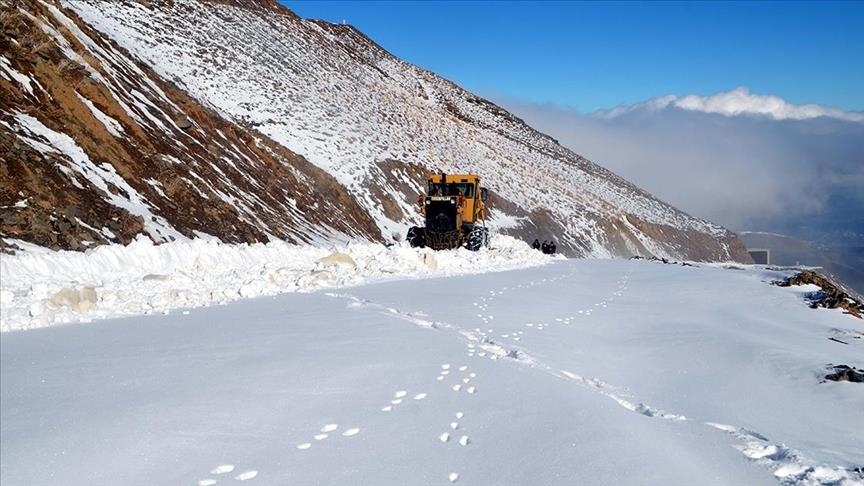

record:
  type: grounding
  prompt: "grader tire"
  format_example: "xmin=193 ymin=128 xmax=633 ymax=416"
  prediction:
xmin=407 ymin=226 xmax=426 ymax=248
xmin=466 ymin=226 xmax=489 ymax=251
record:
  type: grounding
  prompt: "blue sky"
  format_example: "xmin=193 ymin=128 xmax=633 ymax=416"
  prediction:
xmin=283 ymin=1 xmax=863 ymax=112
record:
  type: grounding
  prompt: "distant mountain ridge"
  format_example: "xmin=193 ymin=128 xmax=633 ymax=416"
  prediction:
xmin=1 ymin=0 xmax=750 ymax=262
xmin=597 ymin=87 xmax=864 ymax=123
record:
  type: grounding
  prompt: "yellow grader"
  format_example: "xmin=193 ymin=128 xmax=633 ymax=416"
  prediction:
xmin=407 ymin=172 xmax=489 ymax=251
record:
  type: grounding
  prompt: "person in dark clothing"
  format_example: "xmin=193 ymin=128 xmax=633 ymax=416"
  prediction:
xmin=549 ymin=241 xmax=557 ymax=254
xmin=531 ymin=238 xmax=541 ymax=250
xmin=541 ymin=240 xmax=549 ymax=254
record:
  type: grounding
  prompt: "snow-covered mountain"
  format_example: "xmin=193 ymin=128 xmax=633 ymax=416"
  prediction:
xmin=1 ymin=0 xmax=749 ymax=261
xmin=597 ymin=87 xmax=864 ymax=123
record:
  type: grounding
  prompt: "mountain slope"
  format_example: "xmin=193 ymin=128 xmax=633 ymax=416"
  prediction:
xmin=2 ymin=0 xmax=750 ymax=261
xmin=1 ymin=0 xmax=380 ymax=250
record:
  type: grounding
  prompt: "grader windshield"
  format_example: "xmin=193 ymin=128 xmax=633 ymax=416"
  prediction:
xmin=428 ymin=182 xmax=474 ymax=198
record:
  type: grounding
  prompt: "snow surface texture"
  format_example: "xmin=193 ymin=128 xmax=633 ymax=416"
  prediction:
xmin=63 ymin=0 xmax=734 ymax=258
xmin=2 ymin=259 xmax=862 ymax=485
xmin=0 ymin=234 xmax=557 ymax=332
xmin=599 ymin=87 xmax=864 ymax=123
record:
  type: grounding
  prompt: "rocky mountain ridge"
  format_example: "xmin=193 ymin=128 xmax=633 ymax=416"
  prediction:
xmin=1 ymin=0 xmax=751 ymax=262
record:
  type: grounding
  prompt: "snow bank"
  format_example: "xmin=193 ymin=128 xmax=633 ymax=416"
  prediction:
xmin=0 ymin=235 xmax=558 ymax=331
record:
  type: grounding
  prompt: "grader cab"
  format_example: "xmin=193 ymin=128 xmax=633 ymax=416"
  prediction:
xmin=406 ymin=172 xmax=489 ymax=251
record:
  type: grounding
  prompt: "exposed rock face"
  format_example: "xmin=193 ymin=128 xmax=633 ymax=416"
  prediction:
xmin=1 ymin=0 xmax=380 ymax=252
xmin=2 ymin=0 xmax=751 ymax=262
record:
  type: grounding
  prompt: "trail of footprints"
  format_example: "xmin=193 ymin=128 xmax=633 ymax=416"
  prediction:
xmin=468 ymin=272 xmax=631 ymax=362
xmin=295 ymin=422 xmax=362 ymax=451
xmin=199 ymin=271 xmax=633 ymax=484
xmin=436 ymin=363 xmax=478 ymax=483
xmin=475 ymin=272 xmax=861 ymax=483
xmin=440 ymin=364 xmax=477 ymax=395
xmin=294 ymin=271 xmax=860 ymax=483
xmin=381 ymin=389 xmax=428 ymax=412
xmin=435 ymin=270 xmax=631 ymax=483
xmin=197 ymin=464 xmax=257 ymax=485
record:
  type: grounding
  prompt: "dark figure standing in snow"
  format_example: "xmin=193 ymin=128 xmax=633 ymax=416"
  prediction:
xmin=532 ymin=239 xmax=541 ymax=250
xmin=541 ymin=240 xmax=549 ymax=254
xmin=549 ymin=241 xmax=557 ymax=255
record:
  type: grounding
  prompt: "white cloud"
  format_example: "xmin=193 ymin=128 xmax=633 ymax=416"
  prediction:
xmin=495 ymin=92 xmax=864 ymax=246
xmin=598 ymin=87 xmax=864 ymax=123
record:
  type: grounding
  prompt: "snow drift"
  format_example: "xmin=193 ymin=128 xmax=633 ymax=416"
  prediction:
xmin=0 ymin=234 xmax=557 ymax=332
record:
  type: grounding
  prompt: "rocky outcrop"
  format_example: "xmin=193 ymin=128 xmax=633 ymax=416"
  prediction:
xmin=825 ymin=365 xmax=864 ymax=383
xmin=776 ymin=270 xmax=864 ymax=319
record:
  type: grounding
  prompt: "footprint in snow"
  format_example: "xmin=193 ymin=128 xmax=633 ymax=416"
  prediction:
xmin=342 ymin=428 xmax=360 ymax=437
xmin=321 ymin=424 xmax=338 ymax=433
xmin=413 ymin=393 xmax=427 ymax=400
xmin=200 ymin=464 xmax=256 ymax=484
xmin=235 ymin=471 xmax=258 ymax=481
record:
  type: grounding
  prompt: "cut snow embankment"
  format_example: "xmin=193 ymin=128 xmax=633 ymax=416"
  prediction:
xmin=0 ymin=234 xmax=558 ymax=332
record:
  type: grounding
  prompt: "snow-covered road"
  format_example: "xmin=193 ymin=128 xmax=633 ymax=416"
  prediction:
xmin=2 ymin=259 xmax=862 ymax=485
